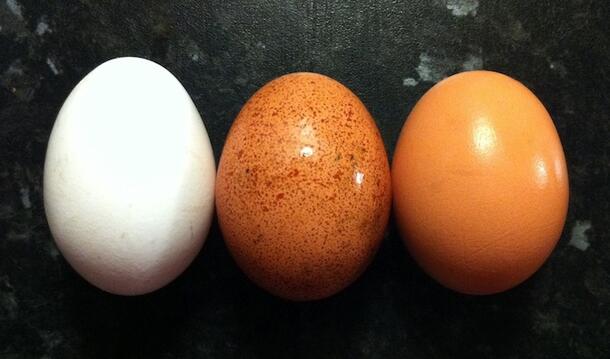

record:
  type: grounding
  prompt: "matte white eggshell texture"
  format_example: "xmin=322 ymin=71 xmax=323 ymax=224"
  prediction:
xmin=44 ymin=57 xmax=215 ymax=295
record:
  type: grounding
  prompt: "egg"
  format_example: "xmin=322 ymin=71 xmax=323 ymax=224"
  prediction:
xmin=44 ymin=57 xmax=216 ymax=295
xmin=392 ymin=71 xmax=569 ymax=295
xmin=216 ymin=73 xmax=391 ymax=301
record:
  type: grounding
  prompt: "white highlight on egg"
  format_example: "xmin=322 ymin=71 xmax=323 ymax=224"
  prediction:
xmin=472 ymin=118 xmax=497 ymax=157
xmin=20 ymin=187 xmax=30 ymax=209
xmin=300 ymin=146 xmax=314 ymax=158
xmin=354 ymin=171 xmax=365 ymax=186
xmin=554 ymin=155 xmax=566 ymax=183
xmin=44 ymin=57 xmax=216 ymax=295
xmin=533 ymin=155 xmax=549 ymax=188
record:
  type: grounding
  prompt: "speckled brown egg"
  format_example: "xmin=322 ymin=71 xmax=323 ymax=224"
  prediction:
xmin=216 ymin=72 xmax=391 ymax=301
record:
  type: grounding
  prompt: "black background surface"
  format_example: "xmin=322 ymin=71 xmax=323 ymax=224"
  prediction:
xmin=1 ymin=1 xmax=609 ymax=358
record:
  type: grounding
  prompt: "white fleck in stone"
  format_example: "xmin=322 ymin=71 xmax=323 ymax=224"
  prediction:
xmin=7 ymin=231 xmax=29 ymax=241
xmin=5 ymin=0 xmax=22 ymax=19
xmin=20 ymin=187 xmax=30 ymax=209
xmin=47 ymin=242 xmax=60 ymax=260
xmin=35 ymin=19 xmax=51 ymax=35
xmin=4 ymin=61 xmax=24 ymax=76
xmin=186 ymin=40 xmax=203 ymax=63
xmin=415 ymin=51 xmax=483 ymax=83
xmin=46 ymin=57 xmax=60 ymax=75
xmin=1 ymin=276 xmax=14 ymax=290
xmin=416 ymin=53 xmax=444 ymax=83
xmin=443 ymin=0 xmax=479 ymax=17
xmin=569 ymin=220 xmax=592 ymax=251
xmin=256 ymin=41 xmax=267 ymax=49
xmin=462 ymin=54 xmax=484 ymax=71
xmin=1 ymin=291 xmax=18 ymax=318
xmin=533 ymin=310 xmax=560 ymax=334
xmin=1 ymin=276 xmax=18 ymax=319
xmin=39 ymin=330 xmax=63 ymax=351
xmin=415 ymin=53 xmax=451 ymax=83
xmin=402 ymin=77 xmax=419 ymax=87
xmin=509 ymin=20 xmax=530 ymax=42
xmin=549 ymin=60 xmax=568 ymax=78
xmin=235 ymin=76 xmax=248 ymax=86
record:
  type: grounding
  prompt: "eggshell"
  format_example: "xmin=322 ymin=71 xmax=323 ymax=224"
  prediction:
xmin=216 ymin=72 xmax=391 ymax=301
xmin=392 ymin=71 xmax=569 ymax=295
xmin=44 ymin=57 xmax=216 ymax=295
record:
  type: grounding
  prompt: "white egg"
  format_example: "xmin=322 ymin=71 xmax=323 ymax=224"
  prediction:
xmin=43 ymin=57 xmax=215 ymax=295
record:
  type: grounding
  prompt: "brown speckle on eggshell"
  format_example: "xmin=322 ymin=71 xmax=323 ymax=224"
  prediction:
xmin=216 ymin=72 xmax=391 ymax=301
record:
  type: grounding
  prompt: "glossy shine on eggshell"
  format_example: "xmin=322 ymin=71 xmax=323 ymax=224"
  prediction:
xmin=216 ymin=72 xmax=391 ymax=301
xmin=392 ymin=71 xmax=569 ymax=295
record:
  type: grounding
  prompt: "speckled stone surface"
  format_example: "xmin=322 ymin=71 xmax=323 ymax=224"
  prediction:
xmin=216 ymin=73 xmax=391 ymax=301
xmin=0 ymin=1 xmax=608 ymax=358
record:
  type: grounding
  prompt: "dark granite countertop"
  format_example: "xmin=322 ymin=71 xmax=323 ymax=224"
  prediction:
xmin=1 ymin=1 xmax=609 ymax=358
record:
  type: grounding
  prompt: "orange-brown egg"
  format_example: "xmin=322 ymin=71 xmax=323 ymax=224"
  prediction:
xmin=216 ymin=73 xmax=391 ymax=301
xmin=393 ymin=71 xmax=569 ymax=295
